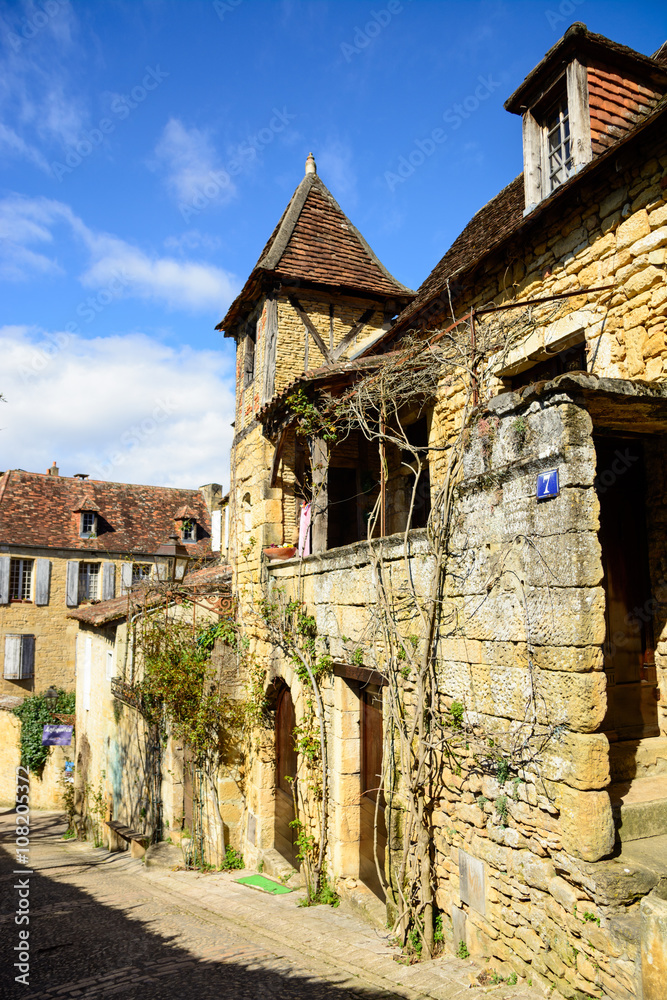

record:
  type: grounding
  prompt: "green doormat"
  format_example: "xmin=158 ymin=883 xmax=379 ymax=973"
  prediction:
xmin=235 ymin=874 xmax=293 ymax=894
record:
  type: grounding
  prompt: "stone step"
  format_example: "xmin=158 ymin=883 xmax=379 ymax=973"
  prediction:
xmin=610 ymin=775 xmax=667 ymax=842
xmin=610 ymin=737 xmax=667 ymax=782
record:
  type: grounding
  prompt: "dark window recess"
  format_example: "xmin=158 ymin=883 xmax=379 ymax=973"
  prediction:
xmin=327 ymin=468 xmax=360 ymax=549
xmin=402 ymin=417 xmax=431 ymax=530
xmin=181 ymin=519 xmax=197 ymax=543
xmin=244 ymin=325 xmax=256 ymax=388
xmin=510 ymin=342 xmax=587 ymax=391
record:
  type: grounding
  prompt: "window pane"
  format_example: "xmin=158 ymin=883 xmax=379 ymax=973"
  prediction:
xmin=10 ymin=560 xmax=32 ymax=600
xmin=78 ymin=562 xmax=100 ymax=600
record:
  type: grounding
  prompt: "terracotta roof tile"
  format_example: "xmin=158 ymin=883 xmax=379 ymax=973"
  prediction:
xmin=0 ymin=471 xmax=213 ymax=557
xmin=217 ymin=172 xmax=414 ymax=334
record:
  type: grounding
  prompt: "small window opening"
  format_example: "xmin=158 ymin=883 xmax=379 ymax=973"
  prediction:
xmin=510 ymin=342 xmax=587 ymax=391
xmin=244 ymin=324 xmax=256 ymax=388
xmin=80 ymin=511 xmax=97 ymax=538
xmin=181 ymin=519 xmax=197 ymax=543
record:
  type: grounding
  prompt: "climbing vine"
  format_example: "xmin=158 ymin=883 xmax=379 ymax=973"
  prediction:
xmin=13 ymin=689 xmax=75 ymax=775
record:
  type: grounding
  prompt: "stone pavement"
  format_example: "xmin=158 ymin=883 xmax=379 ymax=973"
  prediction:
xmin=1 ymin=809 xmax=547 ymax=1000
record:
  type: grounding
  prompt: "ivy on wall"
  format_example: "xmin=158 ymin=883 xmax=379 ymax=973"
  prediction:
xmin=13 ymin=689 xmax=75 ymax=775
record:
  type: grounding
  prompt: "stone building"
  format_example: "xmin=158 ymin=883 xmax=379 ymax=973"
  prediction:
xmin=67 ymin=563 xmax=234 ymax=860
xmin=221 ymin=23 xmax=667 ymax=1000
xmin=0 ymin=465 xmax=221 ymax=807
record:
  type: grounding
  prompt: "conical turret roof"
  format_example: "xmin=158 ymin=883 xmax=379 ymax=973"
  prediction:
xmin=217 ymin=161 xmax=414 ymax=335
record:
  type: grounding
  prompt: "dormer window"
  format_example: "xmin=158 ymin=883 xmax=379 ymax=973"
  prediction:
xmin=181 ymin=518 xmax=196 ymax=543
xmin=544 ymin=96 xmax=574 ymax=192
xmin=80 ymin=511 xmax=97 ymax=538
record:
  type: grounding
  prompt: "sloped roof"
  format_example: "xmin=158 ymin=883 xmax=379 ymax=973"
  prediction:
xmin=217 ymin=170 xmax=414 ymax=335
xmin=376 ymin=91 xmax=667 ymax=347
xmin=0 ymin=470 xmax=212 ymax=558
xmin=66 ymin=564 xmax=231 ymax=625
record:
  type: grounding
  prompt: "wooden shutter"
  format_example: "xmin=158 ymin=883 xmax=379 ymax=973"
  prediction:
xmin=4 ymin=634 xmax=21 ymax=679
xmin=102 ymin=562 xmax=115 ymax=600
xmin=211 ymin=510 xmax=222 ymax=552
xmin=34 ymin=559 xmax=51 ymax=605
xmin=261 ymin=295 xmax=278 ymax=404
xmin=66 ymin=561 xmax=80 ymax=607
xmin=120 ymin=563 xmax=133 ymax=593
xmin=0 ymin=556 xmax=9 ymax=605
xmin=20 ymin=635 xmax=35 ymax=679
xmin=83 ymin=636 xmax=92 ymax=711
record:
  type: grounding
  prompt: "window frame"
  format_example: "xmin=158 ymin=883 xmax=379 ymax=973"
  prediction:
xmin=78 ymin=561 xmax=101 ymax=602
xmin=181 ymin=519 xmax=197 ymax=544
xmin=542 ymin=94 xmax=574 ymax=194
xmin=80 ymin=511 xmax=97 ymax=538
xmin=10 ymin=558 xmax=33 ymax=601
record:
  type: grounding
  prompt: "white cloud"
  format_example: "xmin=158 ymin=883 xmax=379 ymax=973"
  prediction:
xmin=0 ymin=193 xmax=239 ymax=311
xmin=80 ymin=230 xmax=238 ymax=312
xmin=0 ymin=325 xmax=235 ymax=490
xmin=152 ymin=118 xmax=236 ymax=207
xmin=0 ymin=122 xmax=50 ymax=173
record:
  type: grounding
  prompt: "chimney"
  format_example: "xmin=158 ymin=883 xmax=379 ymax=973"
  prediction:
xmin=73 ymin=473 xmax=89 ymax=480
xmin=305 ymin=152 xmax=316 ymax=176
xmin=47 ymin=462 xmax=59 ymax=477
xmin=199 ymin=482 xmax=223 ymax=511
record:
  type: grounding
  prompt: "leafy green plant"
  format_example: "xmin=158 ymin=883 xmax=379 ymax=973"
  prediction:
xmin=449 ymin=700 xmax=464 ymax=728
xmin=456 ymin=940 xmax=470 ymax=960
xmin=495 ymin=795 xmax=509 ymax=827
xmin=434 ymin=913 xmax=444 ymax=945
xmin=352 ymin=647 xmax=364 ymax=666
xmin=477 ymin=795 xmax=488 ymax=811
xmin=582 ymin=911 xmax=600 ymax=925
xmin=286 ymin=388 xmax=338 ymax=443
xmin=513 ymin=415 xmax=528 ymax=449
xmin=13 ymin=689 xmax=75 ymax=775
xmin=220 ymin=845 xmax=244 ymax=870
xmin=408 ymin=927 xmax=423 ymax=957
xmin=507 ymin=972 xmax=518 ymax=985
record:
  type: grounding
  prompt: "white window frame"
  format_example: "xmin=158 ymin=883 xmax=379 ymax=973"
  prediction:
xmin=9 ymin=559 xmax=33 ymax=601
xmin=78 ymin=562 xmax=101 ymax=601
xmin=131 ymin=563 xmax=152 ymax=585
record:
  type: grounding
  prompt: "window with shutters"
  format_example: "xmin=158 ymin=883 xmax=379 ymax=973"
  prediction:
xmin=132 ymin=563 xmax=152 ymax=585
xmin=4 ymin=634 xmax=35 ymax=680
xmin=10 ymin=559 xmax=33 ymax=601
xmin=80 ymin=511 xmax=97 ymax=538
xmin=543 ymin=95 xmax=574 ymax=193
xmin=78 ymin=562 xmax=100 ymax=601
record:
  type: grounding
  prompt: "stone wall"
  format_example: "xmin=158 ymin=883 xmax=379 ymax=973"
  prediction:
xmin=0 ymin=707 xmax=72 ymax=809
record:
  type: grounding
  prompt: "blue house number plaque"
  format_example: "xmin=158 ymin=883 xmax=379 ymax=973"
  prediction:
xmin=536 ymin=468 xmax=559 ymax=500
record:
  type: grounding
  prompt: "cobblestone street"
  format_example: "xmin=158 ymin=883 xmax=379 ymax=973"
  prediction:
xmin=1 ymin=810 xmax=547 ymax=1000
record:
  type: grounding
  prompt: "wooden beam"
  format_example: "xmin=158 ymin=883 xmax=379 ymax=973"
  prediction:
xmin=330 ymin=307 xmax=375 ymax=362
xmin=288 ymin=295 xmax=333 ymax=366
xmin=310 ymin=435 xmax=328 ymax=553
xmin=333 ymin=662 xmax=388 ymax=687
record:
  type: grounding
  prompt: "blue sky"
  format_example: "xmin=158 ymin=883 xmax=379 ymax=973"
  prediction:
xmin=1 ymin=0 xmax=664 ymax=488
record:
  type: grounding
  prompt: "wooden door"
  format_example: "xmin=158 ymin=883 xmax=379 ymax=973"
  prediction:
xmin=275 ymin=686 xmax=299 ymax=865
xmin=596 ymin=437 xmax=659 ymax=742
xmin=360 ymin=684 xmax=387 ymax=899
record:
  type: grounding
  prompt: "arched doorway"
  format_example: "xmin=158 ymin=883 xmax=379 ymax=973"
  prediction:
xmin=274 ymin=683 xmax=299 ymax=866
